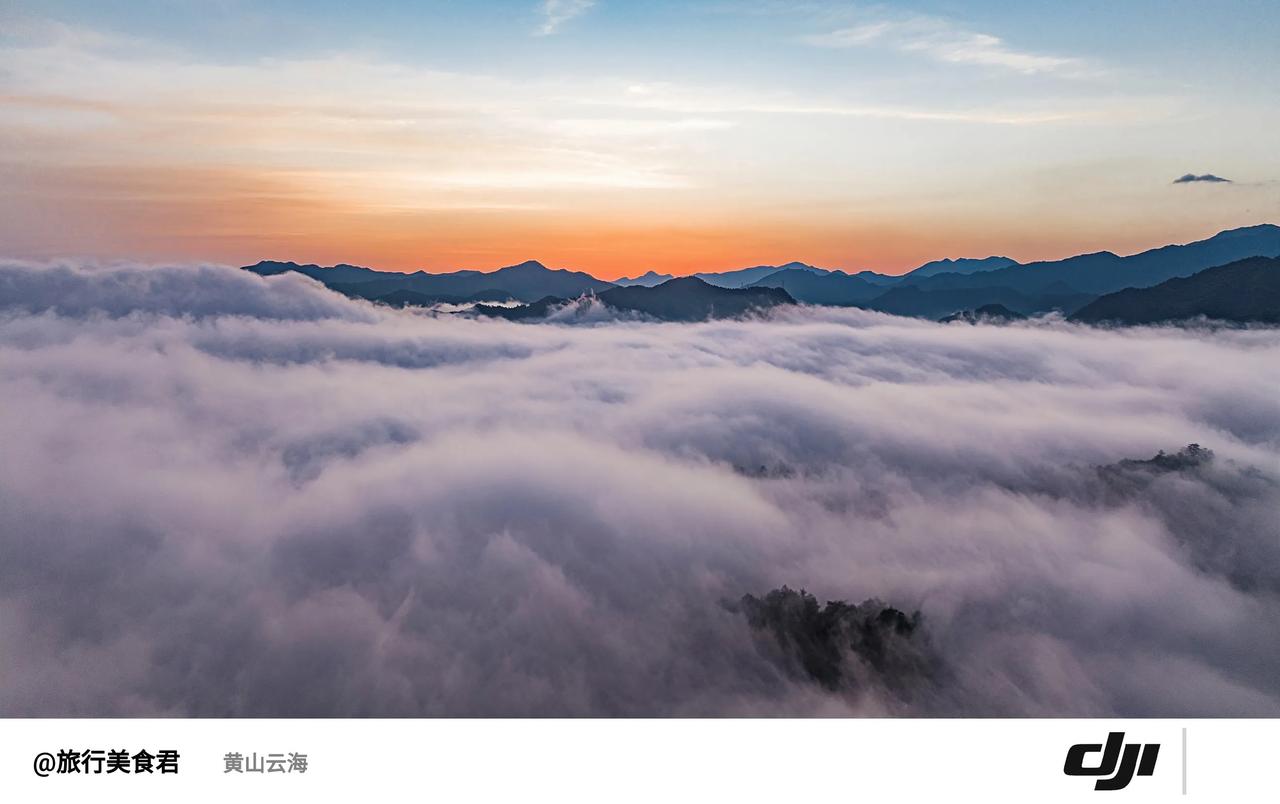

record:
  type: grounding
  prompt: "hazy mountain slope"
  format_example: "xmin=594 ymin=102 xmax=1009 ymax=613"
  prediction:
xmin=470 ymin=260 xmax=615 ymax=301
xmin=908 ymin=225 xmax=1280 ymax=296
xmin=1070 ymin=256 xmax=1280 ymax=325
xmin=472 ymin=296 xmax=566 ymax=320
xmin=613 ymin=271 xmax=675 ymax=287
xmin=904 ymin=256 xmax=1018 ymax=280
xmin=939 ymin=304 xmax=1027 ymax=324
xmin=865 ymin=285 xmax=1093 ymax=319
xmin=245 ymin=260 xmax=387 ymax=284
xmin=745 ymin=268 xmax=886 ymax=305
xmin=695 ymin=262 xmax=827 ymax=288
xmin=245 ymin=259 xmax=613 ymax=303
xmin=850 ymin=270 xmax=902 ymax=286
xmin=474 ymin=277 xmax=795 ymax=322
xmin=368 ymin=288 xmax=517 ymax=308
xmin=598 ymin=277 xmax=794 ymax=320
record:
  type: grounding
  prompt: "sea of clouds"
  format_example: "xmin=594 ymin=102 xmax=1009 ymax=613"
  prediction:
xmin=1 ymin=259 xmax=1278 ymax=716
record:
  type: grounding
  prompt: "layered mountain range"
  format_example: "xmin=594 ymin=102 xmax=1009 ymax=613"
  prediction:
xmin=1070 ymin=256 xmax=1280 ymax=325
xmin=243 ymin=224 xmax=1280 ymax=324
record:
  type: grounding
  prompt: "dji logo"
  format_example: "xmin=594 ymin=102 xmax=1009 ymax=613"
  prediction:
xmin=1064 ymin=732 xmax=1159 ymax=791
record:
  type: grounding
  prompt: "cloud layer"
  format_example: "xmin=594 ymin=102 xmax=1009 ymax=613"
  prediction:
xmin=1 ymin=260 xmax=1278 ymax=716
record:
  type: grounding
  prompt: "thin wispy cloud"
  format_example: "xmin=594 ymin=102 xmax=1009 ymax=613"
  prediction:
xmin=805 ymin=14 xmax=1093 ymax=77
xmin=603 ymin=81 xmax=1162 ymax=126
xmin=1174 ymin=173 xmax=1233 ymax=184
xmin=2 ymin=9 xmax=1264 ymax=274
xmin=536 ymin=0 xmax=597 ymax=36
xmin=0 ymin=26 xmax=703 ymax=204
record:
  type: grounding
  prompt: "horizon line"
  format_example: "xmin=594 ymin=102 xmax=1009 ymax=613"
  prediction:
xmin=239 ymin=221 xmax=1279 ymax=282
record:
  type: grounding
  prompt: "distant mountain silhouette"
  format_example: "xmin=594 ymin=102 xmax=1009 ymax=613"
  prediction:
xmin=472 ymin=296 xmax=566 ymax=320
xmin=613 ymin=270 xmax=675 ymax=287
xmin=474 ymin=277 xmax=794 ymax=322
xmin=817 ymin=258 xmax=1014 ymax=289
xmin=745 ymin=268 xmax=886 ymax=305
xmin=865 ymin=284 xmax=1092 ymax=319
xmin=938 ymin=304 xmax=1027 ymax=324
xmin=695 ymin=262 xmax=827 ymax=288
xmin=904 ymin=224 xmax=1280 ymax=296
xmin=1070 ymin=256 xmax=1280 ymax=325
xmin=600 ymin=277 xmax=793 ymax=320
xmin=370 ymin=288 xmax=517 ymax=308
xmin=465 ymin=288 xmax=521 ymax=302
xmin=243 ymin=224 xmax=1280 ymax=322
xmin=246 ymin=260 xmax=386 ymax=285
xmin=904 ymin=256 xmax=1018 ymax=280
xmin=245 ymin=259 xmax=612 ymax=303
xmin=369 ymin=289 xmax=456 ymax=308
xmin=850 ymin=270 xmax=901 ymax=286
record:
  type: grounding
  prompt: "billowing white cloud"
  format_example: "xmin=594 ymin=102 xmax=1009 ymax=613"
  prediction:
xmin=1 ymin=260 xmax=1278 ymax=715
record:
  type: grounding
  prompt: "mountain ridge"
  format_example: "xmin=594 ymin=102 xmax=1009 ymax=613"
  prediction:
xmin=903 ymin=256 xmax=1019 ymax=280
xmin=904 ymin=224 xmax=1280 ymax=296
xmin=1070 ymin=256 xmax=1280 ymax=325
xmin=473 ymin=276 xmax=795 ymax=322
xmin=242 ymin=224 xmax=1280 ymax=321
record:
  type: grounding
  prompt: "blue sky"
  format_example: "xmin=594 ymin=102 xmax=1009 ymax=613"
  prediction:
xmin=2 ymin=0 xmax=1277 ymax=276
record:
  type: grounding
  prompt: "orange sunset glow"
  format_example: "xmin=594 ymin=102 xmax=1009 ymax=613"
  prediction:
xmin=2 ymin=3 xmax=1276 ymax=278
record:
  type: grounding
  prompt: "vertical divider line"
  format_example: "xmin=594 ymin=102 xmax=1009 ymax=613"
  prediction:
xmin=1181 ymin=727 xmax=1187 ymax=795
